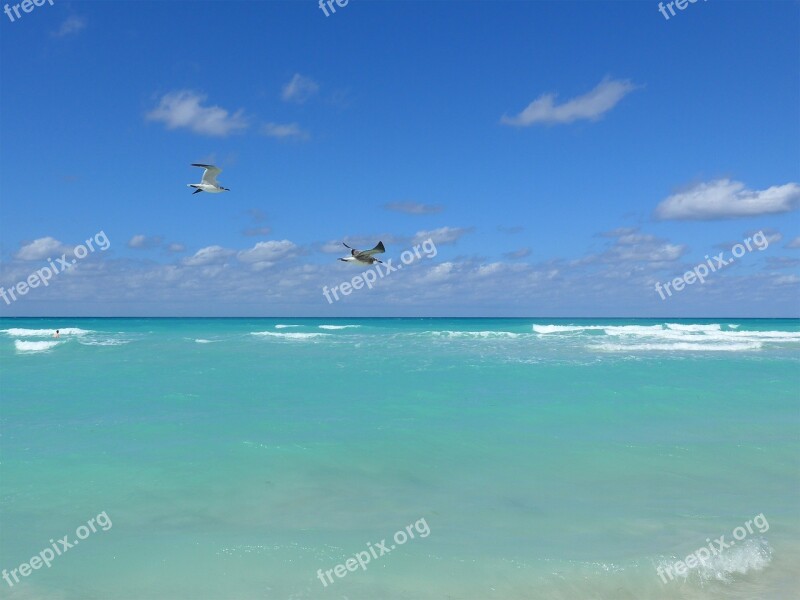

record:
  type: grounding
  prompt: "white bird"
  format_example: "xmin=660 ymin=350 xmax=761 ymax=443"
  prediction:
xmin=188 ymin=164 xmax=230 ymax=194
xmin=339 ymin=241 xmax=385 ymax=265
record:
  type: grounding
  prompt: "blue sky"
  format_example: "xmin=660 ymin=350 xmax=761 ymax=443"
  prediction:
xmin=0 ymin=0 xmax=798 ymax=316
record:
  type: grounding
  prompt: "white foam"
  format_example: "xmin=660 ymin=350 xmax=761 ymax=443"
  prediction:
xmin=318 ymin=325 xmax=361 ymax=330
xmin=194 ymin=339 xmax=214 ymax=344
xmin=430 ymin=331 xmax=522 ymax=338
xmin=531 ymin=323 xmax=800 ymax=347
xmin=275 ymin=325 xmax=300 ymax=329
xmin=2 ymin=327 xmax=91 ymax=337
xmin=665 ymin=323 xmax=721 ymax=332
xmin=251 ymin=332 xmax=330 ymax=340
xmin=728 ymin=324 xmax=740 ymax=329
xmin=14 ymin=340 xmax=62 ymax=353
xmin=603 ymin=326 xmax=799 ymax=343
xmin=696 ymin=538 xmax=772 ymax=582
xmin=603 ymin=329 xmax=713 ymax=343
xmin=532 ymin=324 xmax=604 ymax=334
xmin=656 ymin=538 xmax=772 ymax=584
xmin=603 ymin=325 xmax=667 ymax=336
xmin=78 ymin=339 xmax=129 ymax=346
xmin=594 ymin=341 xmax=762 ymax=352
xmin=718 ymin=330 xmax=800 ymax=340
xmin=585 ymin=324 xmax=799 ymax=352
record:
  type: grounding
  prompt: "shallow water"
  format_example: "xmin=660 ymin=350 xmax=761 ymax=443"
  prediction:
xmin=1 ymin=318 xmax=798 ymax=599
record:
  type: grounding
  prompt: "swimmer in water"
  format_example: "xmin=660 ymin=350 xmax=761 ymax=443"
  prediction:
xmin=53 ymin=330 xmax=60 ymax=339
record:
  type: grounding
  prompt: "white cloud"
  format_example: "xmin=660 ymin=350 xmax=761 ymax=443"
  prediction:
xmin=237 ymin=240 xmax=297 ymax=270
xmin=765 ymin=256 xmax=800 ymax=269
xmin=774 ymin=275 xmax=800 ymax=285
xmin=16 ymin=237 xmax=71 ymax=261
xmin=787 ymin=237 xmax=800 ymax=249
xmin=384 ymin=202 xmax=443 ymax=215
xmin=656 ymin=179 xmax=800 ymax=220
xmin=421 ymin=262 xmax=455 ymax=284
xmin=477 ymin=262 xmax=504 ymax=276
xmin=281 ymin=74 xmax=319 ymax=103
xmin=261 ymin=122 xmax=309 ymax=140
xmin=53 ymin=15 xmax=86 ymax=38
xmin=182 ymin=246 xmax=235 ymax=266
xmin=578 ymin=228 xmax=686 ymax=265
xmin=623 ymin=243 xmax=684 ymax=263
xmin=146 ymin=91 xmax=248 ymax=137
xmin=321 ymin=241 xmax=347 ymax=254
xmin=745 ymin=229 xmax=782 ymax=245
xmin=501 ymin=76 xmax=639 ymax=127
xmin=167 ymin=243 xmax=186 ymax=253
xmin=412 ymin=227 xmax=471 ymax=245
xmin=128 ymin=235 xmax=163 ymax=249
xmin=3 ymin=235 xmax=796 ymax=316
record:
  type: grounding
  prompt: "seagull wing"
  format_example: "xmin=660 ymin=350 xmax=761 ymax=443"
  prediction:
xmin=192 ymin=164 xmax=221 ymax=185
xmin=358 ymin=241 xmax=385 ymax=257
xmin=343 ymin=242 xmax=360 ymax=256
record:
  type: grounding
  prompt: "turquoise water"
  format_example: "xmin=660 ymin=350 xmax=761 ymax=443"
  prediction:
xmin=1 ymin=318 xmax=798 ymax=599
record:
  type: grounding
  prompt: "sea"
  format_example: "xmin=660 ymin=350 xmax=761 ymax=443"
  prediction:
xmin=0 ymin=318 xmax=798 ymax=599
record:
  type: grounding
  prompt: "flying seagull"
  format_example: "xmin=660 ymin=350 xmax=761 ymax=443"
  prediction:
xmin=339 ymin=241 xmax=385 ymax=265
xmin=188 ymin=164 xmax=230 ymax=194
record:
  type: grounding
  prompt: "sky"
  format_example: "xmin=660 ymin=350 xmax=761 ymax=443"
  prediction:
xmin=0 ymin=0 xmax=798 ymax=317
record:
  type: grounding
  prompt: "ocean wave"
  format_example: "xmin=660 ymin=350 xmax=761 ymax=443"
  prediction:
xmin=275 ymin=325 xmax=301 ymax=329
xmin=531 ymin=323 xmax=800 ymax=348
xmin=608 ymin=329 xmax=800 ymax=344
xmin=664 ymin=323 xmax=721 ymax=332
xmin=251 ymin=332 xmax=330 ymax=340
xmin=532 ymin=325 xmax=605 ymax=334
xmin=78 ymin=339 xmax=129 ymax=346
xmin=593 ymin=341 xmax=763 ymax=352
xmin=14 ymin=340 xmax=62 ymax=353
xmin=603 ymin=325 xmax=670 ymax=336
xmin=719 ymin=330 xmax=800 ymax=340
xmin=655 ymin=537 xmax=772 ymax=584
xmin=2 ymin=327 xmax=91 ymax=337
xmin=194 ymin=339 xmax=214 ymax=344
xmin=429 ymin=331 xmax=523 ymax=338
xmin=318 ymin=325 xmax=361 ymax=330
